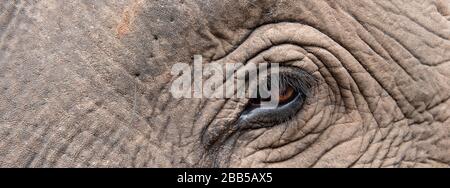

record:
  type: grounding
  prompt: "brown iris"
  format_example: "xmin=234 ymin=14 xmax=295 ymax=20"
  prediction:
xmin=249 ymin=85 xmax=296 ymax=106
xmin=278 ymin=86 xmax=295 ymax=104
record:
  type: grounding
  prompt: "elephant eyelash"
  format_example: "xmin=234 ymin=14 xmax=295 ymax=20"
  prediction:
xmin=278 ymin=69 xmax=317 ymax=98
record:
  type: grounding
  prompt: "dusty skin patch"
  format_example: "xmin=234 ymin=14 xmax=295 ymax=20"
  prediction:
xmin=116 ymin=0 xmax=144 ymax=38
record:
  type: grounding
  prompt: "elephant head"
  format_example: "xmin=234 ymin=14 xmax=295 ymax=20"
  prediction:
xmin=0 ymin=0 xmax=449 ymax=167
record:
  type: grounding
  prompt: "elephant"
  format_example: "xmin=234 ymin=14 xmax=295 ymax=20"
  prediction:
xmin=0 ymin=0 xmax=449 ymax=168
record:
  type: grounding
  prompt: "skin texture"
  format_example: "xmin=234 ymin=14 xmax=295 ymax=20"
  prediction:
xmin=0 ymin=0 xmax=449 ymax=167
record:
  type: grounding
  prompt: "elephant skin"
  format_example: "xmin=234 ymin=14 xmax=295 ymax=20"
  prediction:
xmin=0 ymin=0 xmax=449 ymax=167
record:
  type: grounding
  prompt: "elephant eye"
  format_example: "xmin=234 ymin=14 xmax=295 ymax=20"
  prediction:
xmin=239 ymin=67 xmax=316 ymax=128
xmin=248 ymin=84 xmax=296 ymax=106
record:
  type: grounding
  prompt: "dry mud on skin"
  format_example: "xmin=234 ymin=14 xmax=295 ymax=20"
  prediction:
xmin=0 ymin=0 xmax=450 ymax=168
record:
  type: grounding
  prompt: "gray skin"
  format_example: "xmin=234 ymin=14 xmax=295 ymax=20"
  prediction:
xmin=0 ymin=0 xmax=449 ymax=168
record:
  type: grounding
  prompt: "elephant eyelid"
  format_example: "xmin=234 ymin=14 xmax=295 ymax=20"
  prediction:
xmin=278 ymin=69 xmax=317 ymax=98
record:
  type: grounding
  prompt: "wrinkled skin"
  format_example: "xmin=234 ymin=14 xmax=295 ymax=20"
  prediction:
xmin=0 ymin=0 xmax=449 ymax=168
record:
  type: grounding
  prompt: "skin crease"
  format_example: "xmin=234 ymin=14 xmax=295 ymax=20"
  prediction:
xmin=0 ymin=0 xmax=449 ymax=167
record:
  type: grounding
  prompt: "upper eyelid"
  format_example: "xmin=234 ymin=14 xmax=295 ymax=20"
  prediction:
xmin=211 ymin=22 xmax=331 ymax=67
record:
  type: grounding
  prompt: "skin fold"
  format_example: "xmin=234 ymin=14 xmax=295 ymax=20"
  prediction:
xmin=0 ymin=0 xmax=449 ymax=167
